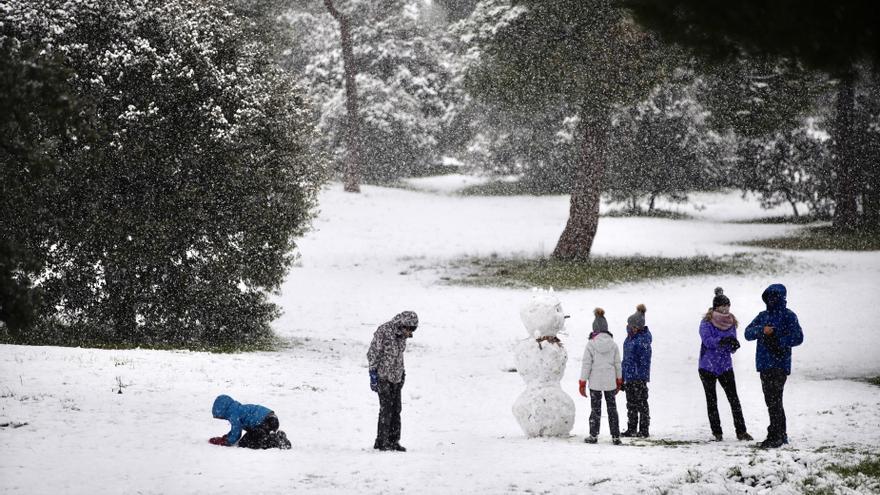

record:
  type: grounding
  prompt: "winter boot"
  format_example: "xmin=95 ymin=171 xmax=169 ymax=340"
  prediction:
xmin=584 ymin=436 xmax=598 ymax=444
xmin=620 ymin=430 xmax=637 ymax=438
xmin=736 ymin=432 xmax=753 ymax=441
xmin=636 ymin=431 xmax=649 ymax=438
xmin=275 ymin=431 xmax=292 ymax=450
xmin=390 ymin=443 xmax=406 ymax=452
xmin=612 ymin=437 xmax=622 ymax=445
xmin=712 ymin=433 xmax=723 ymax=442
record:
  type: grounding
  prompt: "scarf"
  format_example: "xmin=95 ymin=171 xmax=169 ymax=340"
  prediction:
xmin=711 ymin=311 xmax=735 ymax=330
xmin=590 ymin=329 xmax=614 ymax=340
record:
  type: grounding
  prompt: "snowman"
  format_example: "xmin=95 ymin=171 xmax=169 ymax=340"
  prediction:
xmin=512 ymin=292 xmax=576 ymax=437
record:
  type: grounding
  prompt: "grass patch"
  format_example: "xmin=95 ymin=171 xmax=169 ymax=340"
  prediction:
xmin=631 ymin=438 xmax=706 ymax=448
xmin=458 ymin=180 xmax=553 ymax=197
xmin=863 ymin=377 xmax=880 ymax=387
xmin=0 ymin=327 xmax=281 ymax=353
xmin=604 ymin=208 xmax=693 ymax=220
xmin=739 ymin=226 xmax=880 ymax=251
xmin=444 ymin=253 xmax=776 ymax=290
xmin=828 ymin=456 xmax=880 ymax=481
xmin=730 ymin=214 xmax=830 ymax=225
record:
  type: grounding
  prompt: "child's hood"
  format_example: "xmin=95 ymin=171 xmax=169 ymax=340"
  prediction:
xmin=212 ymin=394 xmax=239 ymax=419
xmin=591 ymin=333 xmax=617 ymax=354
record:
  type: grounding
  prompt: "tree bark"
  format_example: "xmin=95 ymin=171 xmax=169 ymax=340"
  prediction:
xmin=833 ymin=71 xmax=859 ymax=230
xmin=324 ymin=0 xmax=362 ymax=193
xmin=552 ymin=112 xmax=607 ymax=260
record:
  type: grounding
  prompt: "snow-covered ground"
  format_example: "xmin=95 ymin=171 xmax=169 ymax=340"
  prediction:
xmin=2 ymin=181 xmax=879 ymax=494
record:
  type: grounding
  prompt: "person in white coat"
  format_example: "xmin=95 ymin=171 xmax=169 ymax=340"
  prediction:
xmin=578 ymin=308 xmax=623 ymax=444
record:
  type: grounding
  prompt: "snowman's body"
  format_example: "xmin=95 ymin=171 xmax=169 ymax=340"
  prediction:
xmin=512 ymin=294 xmax=575 ymax=437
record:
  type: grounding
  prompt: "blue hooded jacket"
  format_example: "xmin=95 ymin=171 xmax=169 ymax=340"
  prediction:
xmin=744 ymin=284 xmax=804 ymax=374
xmin=212 ymin=395 xmax=272 ymax=445
xmin=622 ymin=326 xmax=652 ymax=382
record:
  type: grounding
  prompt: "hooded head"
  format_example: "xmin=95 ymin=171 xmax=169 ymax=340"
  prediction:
xmin=592 ymin=308 xmax=608 ymax=334
xmin=212 ymin=394 xmax=237 ymax=419
xmin=627 ymin=304 xmax=647 ymax=330
xmin=762 ymin=284 xmax=787 ymax=311
xmin=391 ymin=310 xmax=419 ymax=337
xmin=712 ymin=287 xmax=730 ymax=310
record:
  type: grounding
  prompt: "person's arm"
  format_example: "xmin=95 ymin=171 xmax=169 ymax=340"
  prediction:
xmin=614 ymin=344 xmax=622 ymax=380
xmin=367 ymin=331 xmax=382 ymax=372
xmin=225 ymin=418 xmax=242 ymax=446
xmin=642 ymin=338 xmax=652 ymax=379
xmin=699 ymin=320 xmax=723 ymax=348
xmin=777 ymin=312 xmax=804 ymax=348
xmin=744 ymin=313 xmax=765 ymax=341
xmin=580 ymin=344 xmax=593 ymax=382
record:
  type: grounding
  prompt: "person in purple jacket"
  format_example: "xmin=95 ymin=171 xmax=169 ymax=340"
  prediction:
xmin=698 ymin=288 xmax=753 ymax=442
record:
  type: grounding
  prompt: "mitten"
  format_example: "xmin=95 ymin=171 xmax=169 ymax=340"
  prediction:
xmin=209 ymin=435 xmax=228 ymax=446
xmin=578 ymin=380 xmax=587 ymax=397
xmin=369 ymin=369 xmax=379 ymax=392
xmin=616 ymin=377 xmax=624 ymax=394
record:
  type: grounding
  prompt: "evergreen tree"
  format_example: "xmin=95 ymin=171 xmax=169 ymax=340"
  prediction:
xmin=464 ymin=0 xmax=671 ymax=259
xmin=3 ymin=0 xmax=325 ymax=348
xmin=627 ymin=0 xmax=880 ymax=230
xmin=284 ymin=0 xmax=457 ymax=183
xmin=0 ymin=37 xmax=88 ymax=333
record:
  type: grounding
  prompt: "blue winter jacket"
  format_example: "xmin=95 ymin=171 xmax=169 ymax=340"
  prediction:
xmin=622 ymin=326 xmax=652 ymax=382
xmin=212 ymin=395 xmax=272 ymax=445
xmin=744 ymin=284 xmax=804 ymax=374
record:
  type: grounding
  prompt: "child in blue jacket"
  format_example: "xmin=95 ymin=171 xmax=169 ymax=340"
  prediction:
xmin=210 ymin=395 xmax=291 ymax=449
xmin=744 ymin=284 xmax=804 ymax=448
xmin=621 ymin=304 xmax=652 ymax=438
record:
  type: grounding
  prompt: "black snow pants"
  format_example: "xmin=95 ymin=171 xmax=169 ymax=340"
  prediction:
xmin=624 ymin=381 xmax=650 ymax=435
xmin=375 ymin=379 xmax=403 ymax=449
xmin=589 ymin=389 xmax=620 ymax=438
xmin=760 ymin=368 xmax=788 ymax=443
xmin=238 ymin=412 xmax=280 ymax=449
xmin=699 ymin=369 xmax=747 ymax=437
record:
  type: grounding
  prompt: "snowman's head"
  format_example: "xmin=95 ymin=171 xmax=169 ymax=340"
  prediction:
xmin=519 ymin=293 xmax=567 ymax=338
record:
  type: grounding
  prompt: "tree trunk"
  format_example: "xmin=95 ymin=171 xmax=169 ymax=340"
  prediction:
xmin=324 ymin=0 xmax=361 ymax=193
xmin=833 ymin=71 xmax=859 ymax=230
xmin=648 ymin=194 xmax=656 ymax=212
xmin=552 ymin=112 xmax=607 ymax=260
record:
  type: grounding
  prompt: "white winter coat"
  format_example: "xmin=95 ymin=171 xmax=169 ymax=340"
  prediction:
xmin=580 ymin=333 xmax=622 ymax=391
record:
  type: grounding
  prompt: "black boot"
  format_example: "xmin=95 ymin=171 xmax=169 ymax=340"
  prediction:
xmin=620 ymin=430 xmax=637 ymax=437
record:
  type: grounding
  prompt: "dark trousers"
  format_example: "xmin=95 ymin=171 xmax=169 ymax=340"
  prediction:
xmin=375 ymin=379 xmax=403 ymax=448
xmin=238 ymin=413 xmax=279 ymax=449
xmin=589 ymin=389 xmax=620 ymax=438
xmin=699 ymin=369 xmax=747 ymax=436
xmin=624 ymin=381 xmax=650 ymax=435
xmin=760 ymin=368 xmax=788 ymax=442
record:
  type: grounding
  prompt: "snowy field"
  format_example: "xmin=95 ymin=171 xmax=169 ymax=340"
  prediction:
xmin=2 ymin=180 xmax=879 ymax=494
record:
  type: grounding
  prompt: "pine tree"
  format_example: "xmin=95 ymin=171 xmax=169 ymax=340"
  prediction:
xmin=464 ymin=0 xmax=672 ymax=259
xmin=3 ymin=0 xmax=326 ymax=348
xmin=627 ymin=0 xmax=880 ymax=230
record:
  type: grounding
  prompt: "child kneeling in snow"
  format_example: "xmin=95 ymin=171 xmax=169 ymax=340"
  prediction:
xmin=209 ymin=394 xmax=291 ymax=449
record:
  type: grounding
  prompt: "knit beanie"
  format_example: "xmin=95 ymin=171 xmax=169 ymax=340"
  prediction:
xmin=626 ymin=304 xmax=647 ymax=329
xmin=592 ymin=308 xmax=608 ymax=334
xmin=712 ymin=287 xmax=730 ymax=309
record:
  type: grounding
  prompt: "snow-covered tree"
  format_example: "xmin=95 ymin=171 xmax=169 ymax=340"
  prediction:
xmin=460 ymin=0 xmax=672 ymax=259
xmin=2 ymin=0 xmax=326 ymax=348
xmin=283 ymin=0 xmax=457 ymax=182
xmin=605 ymin=75 xmax=714 ymax=213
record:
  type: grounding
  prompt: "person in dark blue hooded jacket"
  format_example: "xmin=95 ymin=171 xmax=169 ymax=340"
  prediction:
xmin=210 ymin=394 xmax=291 ymax=449
xmin=744 ymin=284 xmax=804 ymax=448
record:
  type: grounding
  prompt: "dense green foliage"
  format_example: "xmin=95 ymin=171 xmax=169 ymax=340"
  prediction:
xmin=1 ymin=0 xmax=326 ymax=349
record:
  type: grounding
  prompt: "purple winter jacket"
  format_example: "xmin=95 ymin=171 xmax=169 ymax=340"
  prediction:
xmin=698 ymin=320 xmax=738 ymax=376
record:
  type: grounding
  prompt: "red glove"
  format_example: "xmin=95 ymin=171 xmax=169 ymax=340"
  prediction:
xmin=209 ymin=435 xmax=228 ymax=446
xmin=615 ymin=378 xmax=623 ymax=394
xmin=578 ymin=380 xmax=587 ymax=397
